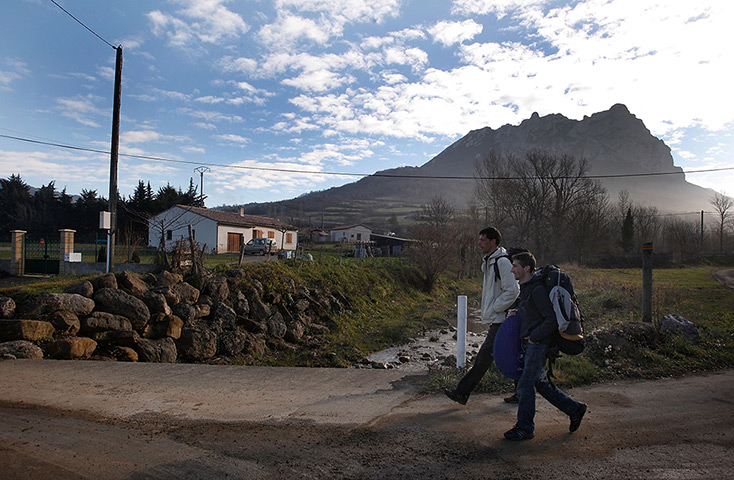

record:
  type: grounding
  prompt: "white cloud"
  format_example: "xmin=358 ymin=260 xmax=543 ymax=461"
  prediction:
xmin=122 ymin=129 xmax=192 ymax=145
xmin=180 ymin=108 xmax=244 ymax=123
xmin=54 ymin=95 xmax=106 ymax=128
xmin=451 ymin=0 xmax=547 ymax=18
xmin=428 ymin=19 xmax=483 ymax=46
xmin=0 ymin=58 xmax=29 ymax=90
xmin=218 ymin=56 xmax=258 ymax=74
xmin=147 ymin=0 xmax=249 ymax=47
xmin=215 ymin=133 xmax=250 ymax=144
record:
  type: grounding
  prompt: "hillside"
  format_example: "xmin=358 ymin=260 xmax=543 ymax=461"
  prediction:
xmin=242 ymin=104 xmax=713 ymax=231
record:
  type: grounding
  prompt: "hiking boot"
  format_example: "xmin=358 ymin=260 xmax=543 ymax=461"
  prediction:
xmin=503 ymin=393 xmax=519 ymax=404
xmin=503 ymin=425 xmax=534 ymax=441
xmin=569 ymin=403 xmax=587 ymax=432
xmin=443 ymin=388 xmax=468 ymax=405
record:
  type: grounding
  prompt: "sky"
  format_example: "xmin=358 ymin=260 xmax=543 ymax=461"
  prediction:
xmin=1 ymin=0 xmax=732 ymax=210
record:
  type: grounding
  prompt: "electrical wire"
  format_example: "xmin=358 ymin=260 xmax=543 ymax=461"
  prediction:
xmin=2 ymin=133 xmax=733 ymax=181
xmin=49 ymin=0 xmax=116 ymax=50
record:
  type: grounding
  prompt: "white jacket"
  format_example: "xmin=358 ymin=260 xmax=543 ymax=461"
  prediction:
xmin=480 ymin=247 xmax=520 ymax=324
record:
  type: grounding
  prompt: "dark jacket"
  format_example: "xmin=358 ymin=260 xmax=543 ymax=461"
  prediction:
xmin=517 ymin=273 xmax=558 ymax=345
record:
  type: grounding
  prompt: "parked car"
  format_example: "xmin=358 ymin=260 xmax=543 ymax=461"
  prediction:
xmin=244 ymin=238 xmax=279 ymax=255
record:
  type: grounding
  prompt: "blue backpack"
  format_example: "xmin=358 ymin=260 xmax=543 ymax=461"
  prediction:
xmin=493 ymin=314 xmax=523 ymax=379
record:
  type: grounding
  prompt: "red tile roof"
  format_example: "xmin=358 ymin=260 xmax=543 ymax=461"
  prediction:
xmin=175 ymin=205 xmax=297 ymax=231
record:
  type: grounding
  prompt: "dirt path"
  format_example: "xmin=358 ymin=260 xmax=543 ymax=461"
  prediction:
xmin=2 ymin=368 xmax=733 ymax=479
xmin=713 ymin=268 xmax=734 ymax=289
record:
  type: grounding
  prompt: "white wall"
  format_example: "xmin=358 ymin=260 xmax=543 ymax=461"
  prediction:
xmin=148 ymin=207 xmax=217 ymax=252
xmin=330 ymin=226 xmax=372 ymax=243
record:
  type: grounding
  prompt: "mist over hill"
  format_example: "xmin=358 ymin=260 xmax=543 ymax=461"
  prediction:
xmin=241 ymin=104 xmax=713 ymax=231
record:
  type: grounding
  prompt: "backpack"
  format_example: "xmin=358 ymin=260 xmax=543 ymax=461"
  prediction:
xmin=537 ymin=264 xmax=585 ymax=356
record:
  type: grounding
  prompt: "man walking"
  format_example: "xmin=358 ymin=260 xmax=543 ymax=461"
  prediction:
xmin=503 ymin=251 xmax=587 ymax=441
xmin=444 ymin=227 xmax=520 ymax=405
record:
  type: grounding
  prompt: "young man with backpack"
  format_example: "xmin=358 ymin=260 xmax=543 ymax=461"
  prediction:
xmin=444 ymin=227 xmax=520 ymax=405
xmin=503 ymin=251 xmax=587 ymax=441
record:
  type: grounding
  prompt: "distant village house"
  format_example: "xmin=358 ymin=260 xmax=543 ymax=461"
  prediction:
xmin=330 ymin=224 xmax=372 ymax=243
xmin=149 ymin=205 xmax=298 ymax=254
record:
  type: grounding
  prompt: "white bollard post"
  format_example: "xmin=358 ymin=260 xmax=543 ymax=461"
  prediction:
xmin=457 ymin=295 xmax=467 ymax=369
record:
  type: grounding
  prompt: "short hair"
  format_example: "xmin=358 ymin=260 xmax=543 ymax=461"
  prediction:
xmin=512 ymin=251 xmax=536 ymax=271
xmin=479 ymin=227 xmax=501 ymax=245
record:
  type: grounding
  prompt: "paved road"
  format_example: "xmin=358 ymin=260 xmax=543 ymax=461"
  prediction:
xmin=1 ymin=360 xmax=733 ymax=479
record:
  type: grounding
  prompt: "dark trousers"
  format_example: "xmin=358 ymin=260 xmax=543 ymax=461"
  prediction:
xmin=455 ymin=322 xmax=502 ymax=396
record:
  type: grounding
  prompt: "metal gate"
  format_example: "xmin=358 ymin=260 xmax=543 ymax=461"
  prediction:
xmin=24 ymin=233 xmax=60 ymax=274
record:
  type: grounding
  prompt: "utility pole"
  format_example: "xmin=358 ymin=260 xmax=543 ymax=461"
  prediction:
xmin=194 ymin=166 xmax=210 ymax=205
xmin=108 ymin=45 xmax=123 ymax=272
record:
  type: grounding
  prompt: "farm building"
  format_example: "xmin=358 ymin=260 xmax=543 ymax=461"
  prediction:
xmin=148 ymin=205 xmax=297 ymax=254
xmin=330 ymin=224 xmax=372 ymax=243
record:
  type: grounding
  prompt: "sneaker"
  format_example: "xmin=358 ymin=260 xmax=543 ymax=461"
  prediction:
xmin=443 ymin=388 xmax=468 ymax=405
xmin=503 ymin=393 xmax=519 ymax=404
xmin=504 ymin=425 xmax=534 ymax=441
xmin=569 ymin=403 xmax=587 ymax=433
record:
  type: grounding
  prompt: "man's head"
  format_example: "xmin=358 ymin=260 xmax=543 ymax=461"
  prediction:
xmin=511 ymin=251 xmax=536 ymax=282
xmin=478 ymin=227 xmax=501 ymax=255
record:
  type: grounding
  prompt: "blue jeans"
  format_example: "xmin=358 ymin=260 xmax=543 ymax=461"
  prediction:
xmin=516 ymin=341 xmax=581 ymax=433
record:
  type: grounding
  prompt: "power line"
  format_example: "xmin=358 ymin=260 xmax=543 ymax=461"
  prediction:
xmin=2 ymin=132 xmax=734 ymax=181
xmin=49 ymin=0 xmax=116 ymax=50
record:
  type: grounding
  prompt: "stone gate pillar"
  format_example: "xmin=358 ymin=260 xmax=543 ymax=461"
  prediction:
xmin=59 ymin=229 xmax=76 ymax=275
xmin=10 ymin=230 xmax=26 ymax=276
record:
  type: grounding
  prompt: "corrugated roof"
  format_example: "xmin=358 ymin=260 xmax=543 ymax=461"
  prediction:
xmin=176 ymin=205 xmax=297 ymax=231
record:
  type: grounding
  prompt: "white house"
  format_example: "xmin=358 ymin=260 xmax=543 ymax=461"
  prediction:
xmin=149 ymin=205 xmax=298 ymax=254
xmin=330 ymin=224 xmax=372 ymax=243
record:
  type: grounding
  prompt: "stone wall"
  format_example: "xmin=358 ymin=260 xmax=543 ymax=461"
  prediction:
xmin=0 ymin=269 xmax=344 ymax=363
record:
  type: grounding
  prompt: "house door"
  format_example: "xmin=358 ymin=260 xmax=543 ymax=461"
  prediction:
xmin=227 ymin=233 xmax=243 ymax=253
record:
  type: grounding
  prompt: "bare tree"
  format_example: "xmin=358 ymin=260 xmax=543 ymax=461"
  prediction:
xmin=407 ymin=196 xmax=456 ymax=292
xmin=473 ymin=150 xmax=607 ymax=261
xmin=710 ymin=191 xmax=734 ymax=254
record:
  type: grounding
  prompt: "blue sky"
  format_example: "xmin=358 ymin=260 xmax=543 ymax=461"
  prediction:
xmin=1 ymin=0 xmax=732 ymax=209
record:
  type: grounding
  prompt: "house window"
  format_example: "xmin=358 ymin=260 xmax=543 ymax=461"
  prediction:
xmin=268 ymin=231 xmax=275 ymax=239
xmin=356 ymin=233 xmax=362 ymax=241
xmin=286 ymin=233 xmax=293 ymax=243
xmin=253 ymin=229 xmax=263 ymax=238
xmin=166 ymin=230 xmax=172 ymax=241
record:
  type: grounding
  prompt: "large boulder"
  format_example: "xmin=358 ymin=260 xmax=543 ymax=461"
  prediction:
xmin=145 ymin=314 xmax=183 ymax=339
xmin=117 ymin=271 xmax=149 ymax=296
xmin=0 ymin=319 xmax=55 ymax=341
xmin=209 ymin=303 xmax=237 ymax=333
xmin=91 ymin=273 xmax=117 ymax=291
xmin=134 ymin=337 xmax=177 ymax=363
xmin=154 ymin=286 xmax=180 ymax=307
xmin=89 ymin=330 xmax=139 ymax=347
xmin=202 ymin=276 xmax=229 ymax=301
xmin=0 ymin=297 xmax=16 ymax=319
xmin=249 ymin=297 xmax=272 ymax=322
xmin=285 ymin=320 xmax=306 ymax=343
xmin=171 ymin=303 xmax=196 ymax=324
xmin=80 ymin=312 xmax=132 ymax=333
xmin=218 ymin=330 xmax=248 ymax=357
xmin=176 ymin=329 xmax=217 ymax=361
xmin=239 ymin=317 xmax=266 ymax=334
xmin=46 ymin=337 xmax=97 ymax=360
xmin=64 ymin=280 xmax=94 ymax=298
xmin=109 ymin=346 xmax=138 ymax=362
xmin=0 ymin=340 xmax=44 ymax=359
xmin=194 ymin=303 xmax=211 ymax=319
xmin=266 ymin=312 xmax=287 ymax=339
xmin=142 ymin=291 xmax=172 ymax=316
xmin=660 ymin=314 xmax=699 ymax=342
xmin=47 ymin=310 xmax=81 ymax=336
xmin=231 ymin=291 xmax=250 ymax=316
xmin=22 ymin=293 xmax=95 ymax=318
xmin=94 ymin=288 xmax=150 ymax=331
xmin=172 ymin=282 xmax=200 ymax=305
xmin=156 ymin=271 xmax=183 ymax=288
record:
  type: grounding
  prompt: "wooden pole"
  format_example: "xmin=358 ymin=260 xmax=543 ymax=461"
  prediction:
xmin=108 ymin=46 xmax=123 ymax=272
xmin=642 ymin=242 xmax=653 ymax=322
